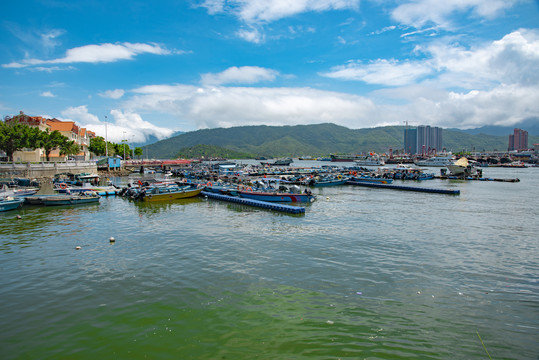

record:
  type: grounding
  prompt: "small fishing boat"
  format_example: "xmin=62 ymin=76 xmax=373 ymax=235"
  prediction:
xmin=41 ymin=192 xmax=100 ymax=206
xmin=307 ymin=175 xmax=349 ymax=187
xmin=238 ymin=179 xmax=315 ymax=202
xmin=348 ymin=176 xmax=393 ymax=184
xmin=238 ymin=190 xmax=315 ymax=203
xmin=0 ymin=197 xmax=25 ymax=212
xmin=141 ymin=185 xmax=203 ymax=202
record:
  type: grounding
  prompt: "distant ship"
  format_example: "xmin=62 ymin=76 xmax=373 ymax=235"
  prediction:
xmin=330 ymin=154 xmax=363 ymax=162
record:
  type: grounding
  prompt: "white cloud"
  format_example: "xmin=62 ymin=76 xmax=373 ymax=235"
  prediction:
xmin=2 ymin=42 xmax=172 ymax=69
xmin=124 ymin=84 xmax=378 ymax=130
xmin=321 ymin=59 xmax=434 ymax=86
xmin=59 ymin=105 xmax=175 ymax=143
xmin=392 ymin=0 xmax=519 ymax=29
xmin=40 ymin=91 xmax=55 ymax=97
xmin=61 ymin=105 xmax=101 ymax=124
xmin=201 ymin=66 xmax=279 ymax=85
xmin=200 ymin=0 xmax=360 ymax=42
xmin=99 ymin=89 xmax=125 ymax=99
xmin=322 ymin=29 xmax=539 ymax=89
xmin=315 ymin=29 xmax=539 ymax=129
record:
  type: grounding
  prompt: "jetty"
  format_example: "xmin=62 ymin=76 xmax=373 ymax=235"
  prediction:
xmin=201 ymin=191 xmax=305 ymax=214
xmin=346 ymin=181 xmax=460 ymax=195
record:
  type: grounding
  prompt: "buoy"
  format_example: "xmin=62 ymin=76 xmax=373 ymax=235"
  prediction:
xmin=109 ymin=237 xmax=115 ymax=243
xmin=16 ymin=215 xmax=22 ymax=219
xmin=75 ymin=246 xmax=81 ymax=250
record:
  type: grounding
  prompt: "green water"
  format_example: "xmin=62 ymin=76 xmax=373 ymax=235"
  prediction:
xmin=1 ymin=166 xmax=537 ymax=359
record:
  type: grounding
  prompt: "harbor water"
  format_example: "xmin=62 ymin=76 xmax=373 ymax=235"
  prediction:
xmin=1 ymin=164 xmax=538 ymax=359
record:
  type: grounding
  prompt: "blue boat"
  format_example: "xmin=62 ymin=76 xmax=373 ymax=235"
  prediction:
xmin=0 ymin=197 xmax=25 ymax=212
xmin=307 ymin=176 xmax=349 ymax=187
xmin=347 ymin=176 xmax=393 ymax=184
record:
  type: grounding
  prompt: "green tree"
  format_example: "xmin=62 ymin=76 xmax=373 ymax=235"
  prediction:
xmin=134 ymin=147 xmax=143 ymax=158
xmin=40 ymin=129 xmax=69 ymax=161
xmin=0 ymin=122 xmax=40 ymax=161
xmin=59 ymin=140 xmax=80 ymax=158
xmin=89 ymin=136 xmax=106 ymax=156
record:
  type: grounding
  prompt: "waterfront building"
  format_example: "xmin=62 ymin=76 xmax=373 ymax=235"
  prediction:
xmin=4 ymin=111 xmax=95 ymax=162
xmin=508 ymin=128 xmax=528 ymax=151
xmin=404 ymin=125 xmax=443 ymax=155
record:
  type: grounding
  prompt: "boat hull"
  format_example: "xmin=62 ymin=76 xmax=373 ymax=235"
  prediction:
xmin=0 ymin=198 xmax=25 ymax=211
xmin=144 ymin=188 xmax=203 ymax=202
xmin=348 ymin=177 xmax=393 ymax=184
xmin=42 ymin=195 xmax=100 ymax=206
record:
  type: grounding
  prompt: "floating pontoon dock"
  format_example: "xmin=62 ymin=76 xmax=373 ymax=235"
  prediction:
xmin=201 ymin=191 xmax=306 ymax=214
xmin=346 ymin=181 xmax=460 ymax=195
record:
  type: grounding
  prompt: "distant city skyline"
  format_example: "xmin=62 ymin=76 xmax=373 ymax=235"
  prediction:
xmin=404 ymin=125 xmax=443 ymax=155
xmin=509 ymin=128 xmax=529 ymax=151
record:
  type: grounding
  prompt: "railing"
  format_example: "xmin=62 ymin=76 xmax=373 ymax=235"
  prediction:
xmin=0 ymin=161 xmax=98 ymax=177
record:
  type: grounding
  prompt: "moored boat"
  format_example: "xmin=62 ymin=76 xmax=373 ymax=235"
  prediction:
xmin=41 ymin=192 xmax=100 ymax=206
xmin=0 ymin=197 xmax=25 ymax=212
xmin=355 ymin=155 xmax=385 ymax=166
xmin=307 ymin=176 xmax=349 ymax=187
xmin=415 ymin=153 xmax=454 ymax=167
xmin=348 ymin=176 xmax=393 ymax=184
xmin=142 ymin=185 xmax=203 ymax=202
xmin=238 ymin=190 xmax=314 ymax=203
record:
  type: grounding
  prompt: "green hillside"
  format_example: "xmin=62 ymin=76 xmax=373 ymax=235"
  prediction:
xmin=144 ymin=123 xmax=536 ymax=159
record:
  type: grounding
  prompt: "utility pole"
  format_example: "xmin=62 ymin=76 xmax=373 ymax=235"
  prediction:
xmin=123 ymin=131 xmax=126 ymax=160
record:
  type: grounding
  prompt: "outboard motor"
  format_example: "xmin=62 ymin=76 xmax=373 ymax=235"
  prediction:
xmin=290 ymin=185 xmax=300 ymax=193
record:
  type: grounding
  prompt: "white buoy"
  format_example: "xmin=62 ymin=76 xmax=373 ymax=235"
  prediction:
xmin=16 ymin=215 xmax=22 ymax=219
xmin=109 ymin=237 xmax=115 ymax=243
xmin=75 ymin=246 xmax=81 ymax=250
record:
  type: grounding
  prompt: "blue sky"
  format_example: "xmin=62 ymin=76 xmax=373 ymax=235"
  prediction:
xmin=1 ymin=0 xmax=538 ymax=143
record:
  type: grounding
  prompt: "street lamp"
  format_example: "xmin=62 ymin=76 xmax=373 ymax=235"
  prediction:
xmin=123 ymin=131 xmax=126 ymax=160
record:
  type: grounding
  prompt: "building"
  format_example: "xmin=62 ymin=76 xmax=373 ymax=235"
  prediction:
xmin=404 ymin=125 xmax=443 ymax=155
xmin=508 ymin=128 xmax=528 ymax=151
xmin=4 ymin=111 xmax=95 ymax=162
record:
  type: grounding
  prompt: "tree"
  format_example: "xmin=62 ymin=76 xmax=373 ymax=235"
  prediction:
xmin=59 ymin=140 xmax=80 ymax=158
xmin=134 ymin=147 xmax=143 ymax=158
xmin=89 ymin=136 xmax=106 ymax=156
xmin=40 ymin=129 xmax=69 ymax=161
xmin=0 ymin=122 xmax=40 ymax=161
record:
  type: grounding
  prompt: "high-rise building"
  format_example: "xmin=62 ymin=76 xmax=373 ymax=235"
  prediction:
xmin=404 ymin=125 xmax=443 ymax=154
xmin=508 ymin=128 xmax=528 ymax=151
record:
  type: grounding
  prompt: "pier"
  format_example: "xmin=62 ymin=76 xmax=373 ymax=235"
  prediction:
xmin=201 ymin=191 xmax=306 ymax=214
xmin=346 ymin=181 xmax=460 ymax=195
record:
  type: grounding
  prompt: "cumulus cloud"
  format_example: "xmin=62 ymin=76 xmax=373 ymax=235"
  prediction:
xmin=392 ymin=0 xmax=519 ymax=29
xmin=40 ymin=91 xmax=55 ymax=97
xmin=99 ymin=89 xmax=125 ymax=99
xmin=61 ymin=105 xmax=101 ymax=124
xmin=3 ymin=42 xmax=172 ymax=69
xmin=124 ymin=84 xmax=378 ymax=129
xmin=201 ymin=66 xmax=279 ymax=85
xmin=321 ymin=29 xmax=539 ymax=89
xmin=59 ymin=105 xmax=175 ymax=143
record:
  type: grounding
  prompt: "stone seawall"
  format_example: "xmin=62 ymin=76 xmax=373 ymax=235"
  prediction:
xmin=0 ymin=161 xmax=98 ymax=178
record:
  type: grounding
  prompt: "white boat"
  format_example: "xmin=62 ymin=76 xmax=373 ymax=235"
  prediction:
xmin=355 ymin=155 xmax=385 ymax=166
xmin=446 ymin=157 xmax=479 ymax=176
xmin=415 ymin=153 xmax=454 ymax=167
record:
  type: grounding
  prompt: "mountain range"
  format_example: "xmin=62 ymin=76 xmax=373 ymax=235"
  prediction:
xmin=142 ymin=123 xmax=539 ymax=159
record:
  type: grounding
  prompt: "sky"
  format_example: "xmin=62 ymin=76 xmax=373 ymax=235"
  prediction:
xmin=1 ymin=0 xmax=538 ymax=143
